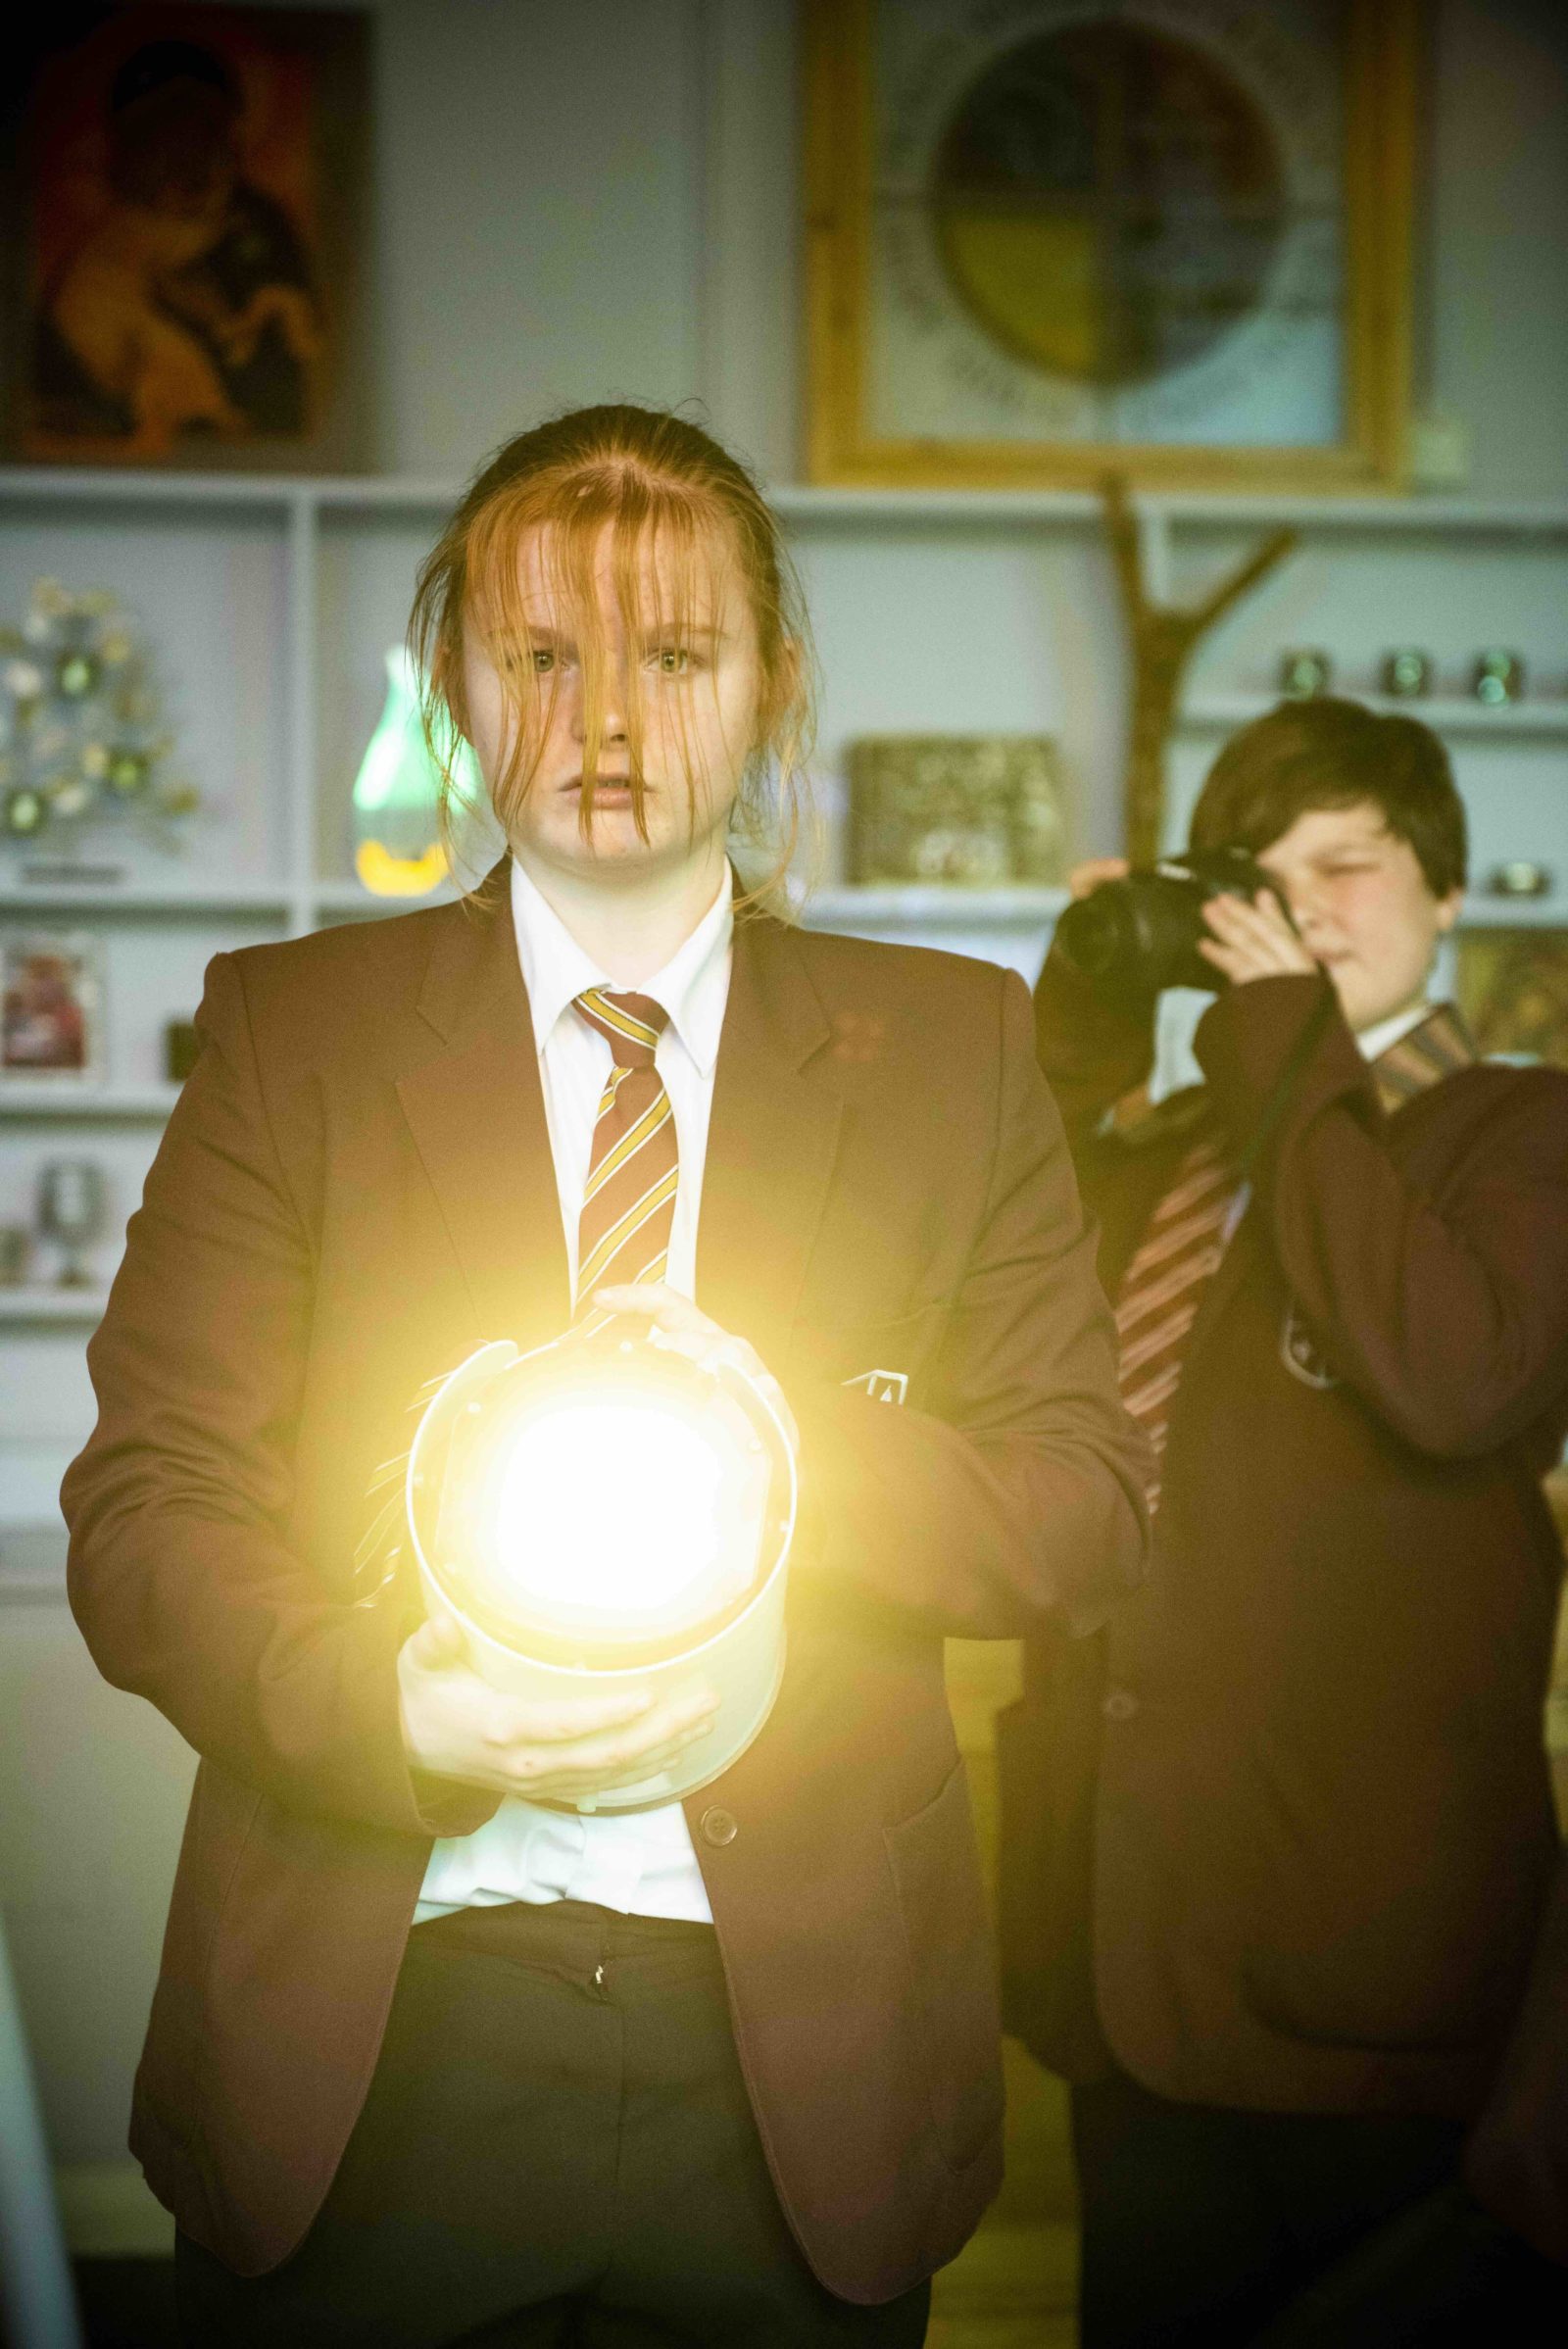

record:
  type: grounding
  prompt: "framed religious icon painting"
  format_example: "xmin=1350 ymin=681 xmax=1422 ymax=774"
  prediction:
xmin=2 ymin=5 xmax=370 ymax=469
xmin=804 ymin=0 xmax=1417 ymax=491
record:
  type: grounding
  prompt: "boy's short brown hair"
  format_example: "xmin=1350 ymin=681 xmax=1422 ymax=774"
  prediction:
xmin=1188 ymin=697 xmax=1467 ymax=897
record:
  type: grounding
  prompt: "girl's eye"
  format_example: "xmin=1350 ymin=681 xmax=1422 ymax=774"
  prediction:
xmin=531 ymin=649 xmax=556 ymax=673
xmin=655 ymin=647 xmax=691 ymax=675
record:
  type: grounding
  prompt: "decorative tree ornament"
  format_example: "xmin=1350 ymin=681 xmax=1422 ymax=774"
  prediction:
xmin=0 ymin=578 xmax=197 ymax=859
xmin=3 ymin=786 xmax=47 ymax=837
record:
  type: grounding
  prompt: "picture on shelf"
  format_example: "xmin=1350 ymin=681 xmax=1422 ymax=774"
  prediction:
xmin=1457 ymin=928 xmax=1568 ymax=1073
xmin=7 ymin=5 xmax=370 ymax=469
xmin=848 ymin=735 xmax=1071 ymax=886
xmin=0 ymin=929 xmax=106 ymax=1084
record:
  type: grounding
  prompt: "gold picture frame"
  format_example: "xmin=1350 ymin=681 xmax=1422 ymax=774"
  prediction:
xmin=805 ymin=0 xmax=1417 ymax=493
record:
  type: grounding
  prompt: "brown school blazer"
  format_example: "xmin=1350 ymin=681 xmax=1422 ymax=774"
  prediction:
xmin=61 ymin=879 xmax=1148 ymax=2300
xmin=999 ymin=954 xmax=1568 ymax=2121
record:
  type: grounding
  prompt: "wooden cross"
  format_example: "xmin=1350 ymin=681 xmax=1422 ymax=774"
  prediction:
xmin=1101 ymin=473 xmax=1298 ymax=864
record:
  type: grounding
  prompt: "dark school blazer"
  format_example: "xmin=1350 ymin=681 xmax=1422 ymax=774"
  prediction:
xmin=999 ymin=954 xmax=1568 ymax=2120
xmin=61 ymin=877 xmax=1149 ymax=2300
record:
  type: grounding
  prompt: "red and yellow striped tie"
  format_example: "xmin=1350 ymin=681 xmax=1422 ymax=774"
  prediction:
xmin=572 ymin=988 xmax=678 ymax=1323
xmin=1115 ymin=1131 xmax=1242 ymax=1513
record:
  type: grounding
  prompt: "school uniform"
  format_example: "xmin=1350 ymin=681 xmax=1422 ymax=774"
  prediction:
xmin=63 ymin=865 xmax=1147 ymax=2344
xmin=1000 ymin=952 xmax=1568 ymax=2345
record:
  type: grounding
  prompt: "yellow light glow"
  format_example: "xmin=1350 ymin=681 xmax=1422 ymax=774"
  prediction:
xmin=491 ymin=1396 xmax=728 ymax=1622
xmin=355 ymin=838 xmax=449 ymax=897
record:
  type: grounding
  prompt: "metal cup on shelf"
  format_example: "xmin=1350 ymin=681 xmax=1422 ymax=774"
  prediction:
xmin=1380 ymin=649 xmax=1433 ymax=699
xmin=1473 ymin=651 xmax=1525 ymax=706
xmin=1278 ymin=649 xmax=1333 ymax=699
xmin=1484 ymin=861 xmax=1553 ymax=901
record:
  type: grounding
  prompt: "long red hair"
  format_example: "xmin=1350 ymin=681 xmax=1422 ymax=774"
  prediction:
xmin=409 ymin=405 xmax=816 ymax=905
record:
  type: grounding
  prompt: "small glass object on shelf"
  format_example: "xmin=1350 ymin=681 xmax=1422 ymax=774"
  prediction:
xmin=847 ymin=735 xmax=1070 ymax=886
xmin=0 ymin=578 xmax=197 ymax=872
xmin=1278 ymin=650 xmax=1333 ymax=699
xmin=1473 ymin=650 xmax=1525 ymax=707
xmin=36 ymin=1158 xmax=106 ymax=1288
xmin=352 ymin=649 xmax=481 ymax=898
xmin=1485 ymin=862 xmax=1553 ymax=901
xmin=0 ymin=1224 xmax=30 ymax=1286
xmin=1380 ymin=649 xmax=1432 ymax=699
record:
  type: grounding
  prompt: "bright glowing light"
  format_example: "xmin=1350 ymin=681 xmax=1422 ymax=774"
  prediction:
xmin=490 ymin=1396 xmax=728 ymax=1622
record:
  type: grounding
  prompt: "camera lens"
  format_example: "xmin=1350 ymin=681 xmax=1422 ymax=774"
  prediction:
xmin=1053 ymin=888 xmax=1141 ymax=984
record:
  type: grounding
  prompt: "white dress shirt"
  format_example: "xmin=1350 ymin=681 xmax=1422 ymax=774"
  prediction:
xmin=414 ymin=858 xmax=734 ymax=1925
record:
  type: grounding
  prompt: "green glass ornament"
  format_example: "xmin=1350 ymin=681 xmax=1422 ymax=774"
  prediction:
xmin=352 ymin=649 xmax=477 ymax=896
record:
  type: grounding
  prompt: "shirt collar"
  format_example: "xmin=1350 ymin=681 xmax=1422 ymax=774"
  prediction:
xmin=509 ymin=857 xmax=734 ymax=1073
xmin=1354 ymin=1000 xmax=1433 ymax=1064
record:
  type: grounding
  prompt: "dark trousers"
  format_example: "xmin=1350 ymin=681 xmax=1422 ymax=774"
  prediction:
xmin=176 ymin=1899 xmax=930 ymax=2349
xmin=1070 ymin=2067 xmax=1469 ymax=2349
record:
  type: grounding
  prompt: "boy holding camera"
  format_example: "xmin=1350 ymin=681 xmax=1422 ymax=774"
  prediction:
xmin=1001 ymin=697 xmax=1568 ymax=2344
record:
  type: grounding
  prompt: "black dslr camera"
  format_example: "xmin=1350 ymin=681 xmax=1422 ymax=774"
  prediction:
xmin=1052 ymin=845 xmax=1285 ymax=1002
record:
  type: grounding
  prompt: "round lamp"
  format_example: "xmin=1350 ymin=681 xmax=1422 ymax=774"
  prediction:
xmin=406 ymin=1326 xmax=797 ymax=1812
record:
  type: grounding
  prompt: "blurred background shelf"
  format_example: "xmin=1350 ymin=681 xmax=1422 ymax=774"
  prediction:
xmin=1181 ymin=693 xmax=1568 ymax=737
xmin=1 ymin=1087 xmax=180 ymax=1120
xmin=0 ymin=1290 xmax=109 ymax=1325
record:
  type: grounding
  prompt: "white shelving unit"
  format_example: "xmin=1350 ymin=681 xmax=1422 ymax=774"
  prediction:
xmin=3 ymin=468 xmax=1568 ymax=1543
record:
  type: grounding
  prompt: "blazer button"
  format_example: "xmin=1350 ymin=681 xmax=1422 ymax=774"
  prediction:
xmin=700 ymin=1806 xmax=739 ymax=1848
xmin=1102 ymin=1688 xmax=1140 ymax=1723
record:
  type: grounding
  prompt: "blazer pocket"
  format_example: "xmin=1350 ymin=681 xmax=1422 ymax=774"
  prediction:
xmin=884 ymin=1758 xmax=1004 ymax=2172
xmin=789 ymin=1298 xmax=953 ymax=1404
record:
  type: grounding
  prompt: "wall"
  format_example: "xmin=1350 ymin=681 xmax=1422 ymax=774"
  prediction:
xmin=340 ymin=0 xmax=1568 ymax=503
xmin=3 ymin=0 xmax=1567 ymax=2242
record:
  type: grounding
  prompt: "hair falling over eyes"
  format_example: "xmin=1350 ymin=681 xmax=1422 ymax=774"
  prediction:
xmin=408 ymin=406 xmax=819 ymax=908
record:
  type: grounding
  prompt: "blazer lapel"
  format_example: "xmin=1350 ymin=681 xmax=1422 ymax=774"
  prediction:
xmin=698 ymin=916 xmax=844 ymax=1362
xmin=395 ymin=882 xmax=571 ymax=1351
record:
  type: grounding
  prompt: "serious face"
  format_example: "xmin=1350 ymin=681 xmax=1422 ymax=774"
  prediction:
xmin=1253 ymin=801 xmax=1463 ymax=1034
xmin=461 ymin=519 xmax=764 ymax=893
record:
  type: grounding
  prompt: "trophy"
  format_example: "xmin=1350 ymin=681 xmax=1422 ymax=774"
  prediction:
xmin=37 ymin=1158 xmax=106 ymax=1287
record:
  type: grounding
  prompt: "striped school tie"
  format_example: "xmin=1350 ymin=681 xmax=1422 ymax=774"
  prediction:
xmin=572 ymin=988 xmax=678 ymax=1324
xmin=1114 ymin=1128 xmax=1242 ymax=1513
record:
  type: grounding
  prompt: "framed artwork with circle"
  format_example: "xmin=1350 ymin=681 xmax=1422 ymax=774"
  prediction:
xmin=804 ymin=0 xmax=1417 ymax=491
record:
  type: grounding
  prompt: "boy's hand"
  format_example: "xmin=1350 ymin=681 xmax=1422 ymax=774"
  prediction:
xmin=1198 ymin=890 xmax=1319 ymax=988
